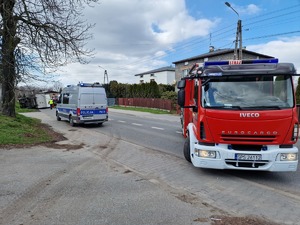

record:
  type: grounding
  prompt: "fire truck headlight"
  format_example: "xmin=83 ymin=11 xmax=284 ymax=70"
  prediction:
xmin=280 ymin=153 xmax=298 ymax=161
xmin=195 ymin=149 xmax=216 ymax=158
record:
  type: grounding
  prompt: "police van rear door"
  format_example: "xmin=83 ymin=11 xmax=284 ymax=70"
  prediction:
xmin=79 ymin=87 xmax=107 ymax=120
xmin=92 ymin=87 xmax=107 ymax=120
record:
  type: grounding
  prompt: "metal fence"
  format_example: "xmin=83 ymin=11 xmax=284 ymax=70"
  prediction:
xmin=107 ymin=98 xmax=116 ymax=107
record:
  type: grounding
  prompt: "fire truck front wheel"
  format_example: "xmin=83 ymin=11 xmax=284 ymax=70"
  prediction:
xmin=184 ymin=137 xmax=191 ymax=163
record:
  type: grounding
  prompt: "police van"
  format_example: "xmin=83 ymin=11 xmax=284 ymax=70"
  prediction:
xmin=56 ymin=82 xmax=108 ymax=126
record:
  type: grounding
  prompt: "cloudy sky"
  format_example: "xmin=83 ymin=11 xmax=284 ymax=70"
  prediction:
xmin=52 ymin=0 xmax=300 ymax=87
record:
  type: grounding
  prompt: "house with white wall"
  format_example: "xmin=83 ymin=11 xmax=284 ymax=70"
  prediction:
xmin=134 ymin=66 xmax=175 ymax=85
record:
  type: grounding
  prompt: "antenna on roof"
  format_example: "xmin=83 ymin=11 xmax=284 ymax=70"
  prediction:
xmin=208 ymin=33 xmax=214 ymax=52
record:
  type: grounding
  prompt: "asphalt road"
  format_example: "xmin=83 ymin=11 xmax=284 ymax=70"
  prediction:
xmin=98 ymin=109 xmax=300 ymax=198
xmin=98 ymin=110 xmax=184 ymax=157
xmin=57 ymin=108 xmax=300 ymax=219
xmin=1 ymin=108 xmax=300 ymax=225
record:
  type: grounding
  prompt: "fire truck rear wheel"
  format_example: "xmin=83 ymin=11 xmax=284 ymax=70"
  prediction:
xmin=183 ymin=137 xmax=191 ymax=163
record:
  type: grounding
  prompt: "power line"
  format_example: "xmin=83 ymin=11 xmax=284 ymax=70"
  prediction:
xmin=243 ymin=3 xmax=300 ymax=22
xmin=244 ymin=9 xmax=300 ymax=27
xmin=244 ymin=30 xmax=300 ymax=41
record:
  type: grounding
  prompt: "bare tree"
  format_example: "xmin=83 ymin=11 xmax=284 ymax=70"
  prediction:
xmin=51 ymin=81 xmax=64 ymax=92
xmin=0 ymin=0 xmax=97 ymax=117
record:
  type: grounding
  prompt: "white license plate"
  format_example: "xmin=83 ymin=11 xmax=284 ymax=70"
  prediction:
xmin=235 ymin=154 xmax=262 ymax=161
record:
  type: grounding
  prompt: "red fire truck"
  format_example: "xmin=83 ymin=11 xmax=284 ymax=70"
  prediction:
xmin=177 ymin=58 xmax=299 ymax=171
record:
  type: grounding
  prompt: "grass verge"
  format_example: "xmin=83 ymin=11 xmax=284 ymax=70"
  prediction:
xmin=0 ymin=113 xmax=54 ymax=146
xmin=110 ymin=105 xmax=173 ymax=114
xmin=0 ymin=103 xmax=64 ymax=147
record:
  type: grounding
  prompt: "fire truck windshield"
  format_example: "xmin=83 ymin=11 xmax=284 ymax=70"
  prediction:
xmin=202 ymin=75 xmax=294 ymax=109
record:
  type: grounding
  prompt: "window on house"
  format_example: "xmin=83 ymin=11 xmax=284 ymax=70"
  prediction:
xmin=140 ymin=75 xmax=143 ymax=78
xmin=182 ymin=69 xmax=188 ymax=78
xmin=150 ymin=79 xmax=155 ymax=82
xmin=140 ymin=80 xmax=144 ymax=84
xmin=150 ymin=73 xmax=154 ymax=77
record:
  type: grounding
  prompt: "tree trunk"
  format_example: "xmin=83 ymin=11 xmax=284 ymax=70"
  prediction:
xmin=1 ymin=0 xmax=18 ymax=117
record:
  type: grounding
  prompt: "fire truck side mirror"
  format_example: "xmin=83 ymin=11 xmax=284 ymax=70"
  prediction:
xmin=178 ymin=89 xmax=185 ymax=107
xmin=177 ymin=80 xmax=186 ymax=89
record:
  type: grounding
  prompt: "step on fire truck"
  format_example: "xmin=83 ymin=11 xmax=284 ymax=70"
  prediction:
xmin=177 ymin=58 xmax=299 ymax=171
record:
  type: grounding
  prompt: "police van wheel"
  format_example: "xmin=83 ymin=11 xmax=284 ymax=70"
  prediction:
xmin=183 ymin=137 xmax=191 ymax=163
xmin=56 ymin=113 xmax=61 ymax=121
xmin=69 ymin=116 xmax=75 ymax=127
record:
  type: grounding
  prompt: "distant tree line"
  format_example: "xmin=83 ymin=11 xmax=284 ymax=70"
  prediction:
xmin=103 ymin=80 xmax=176 ymax=100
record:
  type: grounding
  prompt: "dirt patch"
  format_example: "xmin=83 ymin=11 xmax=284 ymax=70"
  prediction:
xmin=44 ymin=142 xmax=85 ymax=151
xmin=175 ymin=193 xmax=198 ymax=204
xmin=209 ymin=215 xmax=280 ymax=225
xmin=40 ymin=123 xmax=67 ymax=142
xmin=195 ymin=216 xmax=280 ymax=224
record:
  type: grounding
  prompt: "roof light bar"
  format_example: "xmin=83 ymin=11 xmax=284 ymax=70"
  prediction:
xmin=78 ymin=82 xmax=102 ymax=87
xmin=204 ymin=58 xmax=279 ymax=67
xmin=79 ymin=83 xmax=92 ymax=87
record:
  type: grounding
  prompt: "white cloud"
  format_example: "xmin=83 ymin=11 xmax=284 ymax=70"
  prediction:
xmin=151 ymin=11 xmax=215 ymax=44
xmin=244 ymin=4 xmax=261 ymax=15
xmin=248 ymin=36 xmax=300 ymax=73
xmin=231 ymin=3 xmax=261 ymax=16
xmin=56 ymin=0 xmax=217 ymax=85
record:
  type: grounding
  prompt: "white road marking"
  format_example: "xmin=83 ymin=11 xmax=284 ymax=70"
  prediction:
xmin=151 ymin=126 xmax=164 ymax=130
xmin=132 ymin=123 xmax=143 ymax=126
xmin=176 ymin=131 xmax=182 ymax=134
xmin=118 ymin=120 xmax=126 ymax=123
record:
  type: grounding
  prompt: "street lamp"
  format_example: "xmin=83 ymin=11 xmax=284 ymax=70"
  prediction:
xmin=98 ymin=65 xmax=109 ymax=85
xmin=225 ymin=2 xmax=239 ymax=17
xmin=225 ymin=2 xmax=242 ymax=60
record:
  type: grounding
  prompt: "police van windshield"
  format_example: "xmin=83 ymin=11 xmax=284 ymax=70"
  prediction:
xmin=202 ymin=75 xmax=294 ymax=109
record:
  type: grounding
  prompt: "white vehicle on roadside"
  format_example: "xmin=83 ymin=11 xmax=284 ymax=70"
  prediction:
xmin=56 ymin=82 xmax=108 ymax=126
xmin=35 ymin=93 xmax=51 ymax=109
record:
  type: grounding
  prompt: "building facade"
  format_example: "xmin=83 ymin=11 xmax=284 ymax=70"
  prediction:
xmin=135 ymin=66 xmax=175 ymax=85
xmin=173 ymin=48 xmax=274 ymax=83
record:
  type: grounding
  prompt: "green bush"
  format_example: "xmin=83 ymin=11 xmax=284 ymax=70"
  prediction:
xmin=161 ymin=91 xmax=177 ymax=101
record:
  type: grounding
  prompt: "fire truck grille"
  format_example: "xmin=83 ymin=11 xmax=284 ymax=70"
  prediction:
xmin=221 ymin=135 xmax=276 ymax=143
xmin=225 ymin=159 xmax=269 ymax=168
